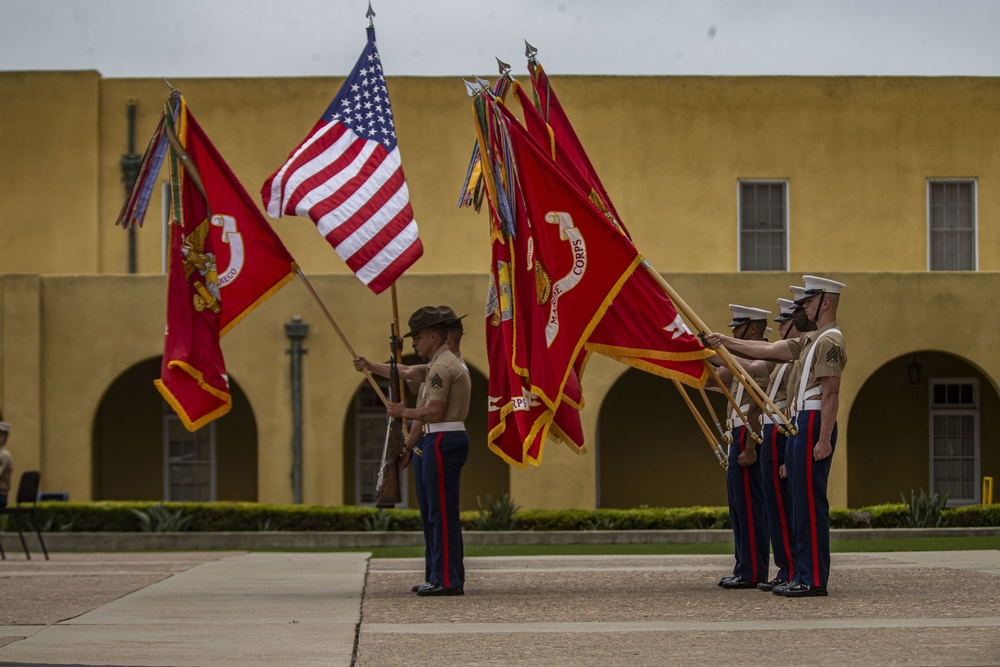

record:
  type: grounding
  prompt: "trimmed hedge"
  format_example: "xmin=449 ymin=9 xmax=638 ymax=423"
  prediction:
xmin=5 ymin=501 xmax=998 ymax=533
xmin=5 ymin=501 xmax=421 ymax=533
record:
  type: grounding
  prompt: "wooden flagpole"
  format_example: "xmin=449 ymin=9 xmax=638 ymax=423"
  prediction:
xmin=672 ymin=380 xmax=727 ymax=469
xmin=697 ymin=384 xmax=730 ymax=445
xmin=642 ymin=263 xmax=795 ymax=434
xmin=704 ymin=361 xmax=753 ymax=435
xmin=389 ymin=284 xmax=406 ymax=396
xmin=296 ymin=270 xmax=390 ymax=407
xmin=388 ymin=284 xmax=411 ymax=439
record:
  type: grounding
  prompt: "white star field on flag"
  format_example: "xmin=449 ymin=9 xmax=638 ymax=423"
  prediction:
xmin=328 ymin=49 xmax=397 ymax=150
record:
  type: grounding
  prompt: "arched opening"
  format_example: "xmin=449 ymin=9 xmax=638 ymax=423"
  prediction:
xmin=92 ymin=357 xmax=258 ymax=501
xmin=598 ymin=368 xmax=729 ymax=508
xmin=342 ymin=354 xmax=508 ymax=510
xmin=848 ymin=350 xmax=999 ymax=507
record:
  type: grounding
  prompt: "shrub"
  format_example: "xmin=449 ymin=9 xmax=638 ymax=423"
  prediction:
xmin=587 ymin=512 xmax=617 ymax=531
xmin=472 ymin=493 xmax=519 ymax=531
xmin=507 ymin=506 xmax=731 ymax=531
xmin=943 ymin=503 xmax=1000 ymax=527
xmin=131 ymin=503 xmax=193 ymax=532
xmin=11 ymin=500 xmax=998 ymax=533
xmin=901 ymin=489 xmax=949 ymax=528
xmin=363 ymin=509 xmax=392 ymax=531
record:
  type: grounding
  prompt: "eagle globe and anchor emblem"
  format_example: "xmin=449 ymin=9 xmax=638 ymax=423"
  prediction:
xmin=180 ymin=213 xmax=245 ymax=313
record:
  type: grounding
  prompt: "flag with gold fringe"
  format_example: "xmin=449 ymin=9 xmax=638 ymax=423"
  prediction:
xmin=120 ymin=92 xmax=298 ymax=431
xmin=473 ymin=71 xmax=712 ymax=466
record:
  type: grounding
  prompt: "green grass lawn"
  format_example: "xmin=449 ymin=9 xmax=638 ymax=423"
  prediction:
xmin=357 ymin=535 xmax=1000 ymax=559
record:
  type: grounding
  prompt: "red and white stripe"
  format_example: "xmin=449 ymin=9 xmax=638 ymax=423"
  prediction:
xmin=263 ymin=121 xmax=422 ymax=294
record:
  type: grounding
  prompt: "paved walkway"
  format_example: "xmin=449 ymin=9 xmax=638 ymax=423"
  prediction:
xmin=0 ymin=550 xmax=998 ymax=666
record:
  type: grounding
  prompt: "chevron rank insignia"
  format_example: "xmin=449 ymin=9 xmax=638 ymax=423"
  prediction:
xmin=826 ymin=347 xmax=840 ymax=365
xmin=430 ymin=373 xmax=444 ymax=389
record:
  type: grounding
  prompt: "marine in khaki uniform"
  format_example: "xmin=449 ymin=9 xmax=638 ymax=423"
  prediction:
xmin=353 ymin=307 xmax=467 ymax=592
xmin=704 ymin=275 xmax=846 ymax=597
xmin=756 ymin=297 xmax=800 ymax=592
xmin=387 ymin=306 xmax=471 ymax=596
xmin=713 ymin=305 xmax=772 ymax=589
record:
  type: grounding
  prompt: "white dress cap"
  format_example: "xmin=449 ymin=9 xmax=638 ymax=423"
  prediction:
xmin=790 ymin=285 xmax=808 ymax=304
xmin=774 ymin=298 xmax=797 ymax=321
xmin=728 ymin=304 xmax=771 ymax=327
xmin=802 ymin=274 xmax=846 ymax=296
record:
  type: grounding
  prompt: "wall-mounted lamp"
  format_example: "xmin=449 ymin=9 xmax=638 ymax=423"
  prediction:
xmin=907 ymin=354 xmax=923 ymax=385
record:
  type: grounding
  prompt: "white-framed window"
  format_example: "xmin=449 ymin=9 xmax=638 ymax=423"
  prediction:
xmin=163 ymin=405 xmax=216 ymax=501
xmin=929 ymin=378 xmax=980 ymax=506
xmin=738 ymin=180 xmax=788 ymax=271
xmin=354 ymin=378 xmax=409 ymax=508
xmin=928 ymin=179 xmax=977 ymax=271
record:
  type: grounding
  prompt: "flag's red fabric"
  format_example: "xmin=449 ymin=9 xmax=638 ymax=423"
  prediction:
xmin=486 ymin=216 xmax=585 ymax=467
xmin=155 ymin=213 xmax=232 ymax=431
xmin=261 ymin=27 xmax=422 ymax=294
xmin=526 ymin=64 xmax=625 ymax=234
xmin=482 ymin=100 xmax=642 ymax=465
xmin=514 ymin=82 xmax=710 ymax=386
xmin=185 ymin=114 xmax=299 ymax=336
xmin=155 ymin=102 xmax=298 ymax=431
xmin=480 ymin=94 xmax=713 ymax=465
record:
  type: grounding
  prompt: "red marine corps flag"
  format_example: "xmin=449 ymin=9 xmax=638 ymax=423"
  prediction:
xmin=485 ymin=216 xmax=585 ymax=467
xmin=514 ymin=67 xmax=710 ymax=386
xmin=118 ymin=93 xmax=298 ymax=431
xmin=473 ymin=81 xmax=712 ymax=466
xmin=262 ymin=26 xmax=422 ymax=294
xmin=477 ymin=95 xmax=642 ymax=466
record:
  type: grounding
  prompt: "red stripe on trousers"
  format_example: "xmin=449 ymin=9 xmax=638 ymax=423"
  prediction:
xmin=740 ymin=428 xmax=758 ymax=582
xmin=771 ymin=426 xmax=794 ymax=579
xmin=434 ymin=434 xmax=450 ymax=588
xmin=806 ymin=412 xmax=820 ymax=587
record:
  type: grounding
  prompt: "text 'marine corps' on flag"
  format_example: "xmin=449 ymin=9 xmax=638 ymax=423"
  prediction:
xmin=513 ymin=75 xmax=710 ymax=386
xmin=261 ymin=26 xmax=422 ymax=295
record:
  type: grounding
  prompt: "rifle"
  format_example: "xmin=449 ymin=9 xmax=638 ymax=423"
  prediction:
xmin=374 ymin=324 xmax=403 ymax=507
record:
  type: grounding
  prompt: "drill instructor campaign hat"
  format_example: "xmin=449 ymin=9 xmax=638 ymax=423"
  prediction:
xmin=404 ymin=305 xmax=466 ymax=338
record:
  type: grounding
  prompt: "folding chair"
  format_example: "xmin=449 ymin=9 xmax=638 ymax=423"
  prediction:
xmin=0 ymin=471 xmax=49 ymax=560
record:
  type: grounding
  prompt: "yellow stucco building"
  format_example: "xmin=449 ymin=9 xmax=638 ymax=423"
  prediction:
xmin=1 ymin=70 xmax=997 ymax=510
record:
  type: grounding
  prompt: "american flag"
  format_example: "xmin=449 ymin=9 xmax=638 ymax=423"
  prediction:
xmin=262 ymin=27 xmax=422 ymax=294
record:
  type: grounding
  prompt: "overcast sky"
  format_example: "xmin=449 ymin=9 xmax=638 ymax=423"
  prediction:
xmin=2 ymin=0 xmax=999 ymax=79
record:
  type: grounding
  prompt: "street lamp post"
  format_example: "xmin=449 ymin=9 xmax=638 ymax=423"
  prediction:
xmin=120 ymin=97 xmax=142 ymax=274
xmin=285 ymin=316 xmax=309 ymax=504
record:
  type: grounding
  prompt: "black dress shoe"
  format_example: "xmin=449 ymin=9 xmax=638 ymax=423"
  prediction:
xmin=717 ymin=574 xmax=737 ymax=587
xmin=720 ymin=576 xmax=759 ymax=589
xmin=411 ymin=582 xmax=429 ymax=593
xmin=771 ymin=580 xmax=793 ymax=595
xmin=416 ymin=583 xmax=464 ymax=596
xmin=779 ymin=582 xmax=827 ymax=597
xmin=757 ymin=578 xmax=786 ymax=592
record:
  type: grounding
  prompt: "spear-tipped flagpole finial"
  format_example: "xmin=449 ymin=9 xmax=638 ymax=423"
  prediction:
xmin=366 ymin=1 xmax=375 ymax=27
xmin=162 ymin=77 xmax=177 ymax=93
xmin=525 ymin=40 xmax=538 ymax=61
xmin=463 ymin=79 xmax=479 ymax=97
xmin=474 ymin=75 xmax=491 ymax=90
xmin=496 ymin=57 xmax=511 ymax=77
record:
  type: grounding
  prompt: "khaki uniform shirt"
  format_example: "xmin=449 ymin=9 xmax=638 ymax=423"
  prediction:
xmin=0 ymin=446 xmax=12 ymax=495
xmin=728 ymin=359 xmax=773 ymax=426
xmin=785 ymin=321 xmax=847 ymax=407
xmin=425 ymin=346 xmax=471 ymax=423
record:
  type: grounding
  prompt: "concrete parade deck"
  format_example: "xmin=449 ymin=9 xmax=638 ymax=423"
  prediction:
xmin=0 ymin=549 xmax=997 ymax=666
